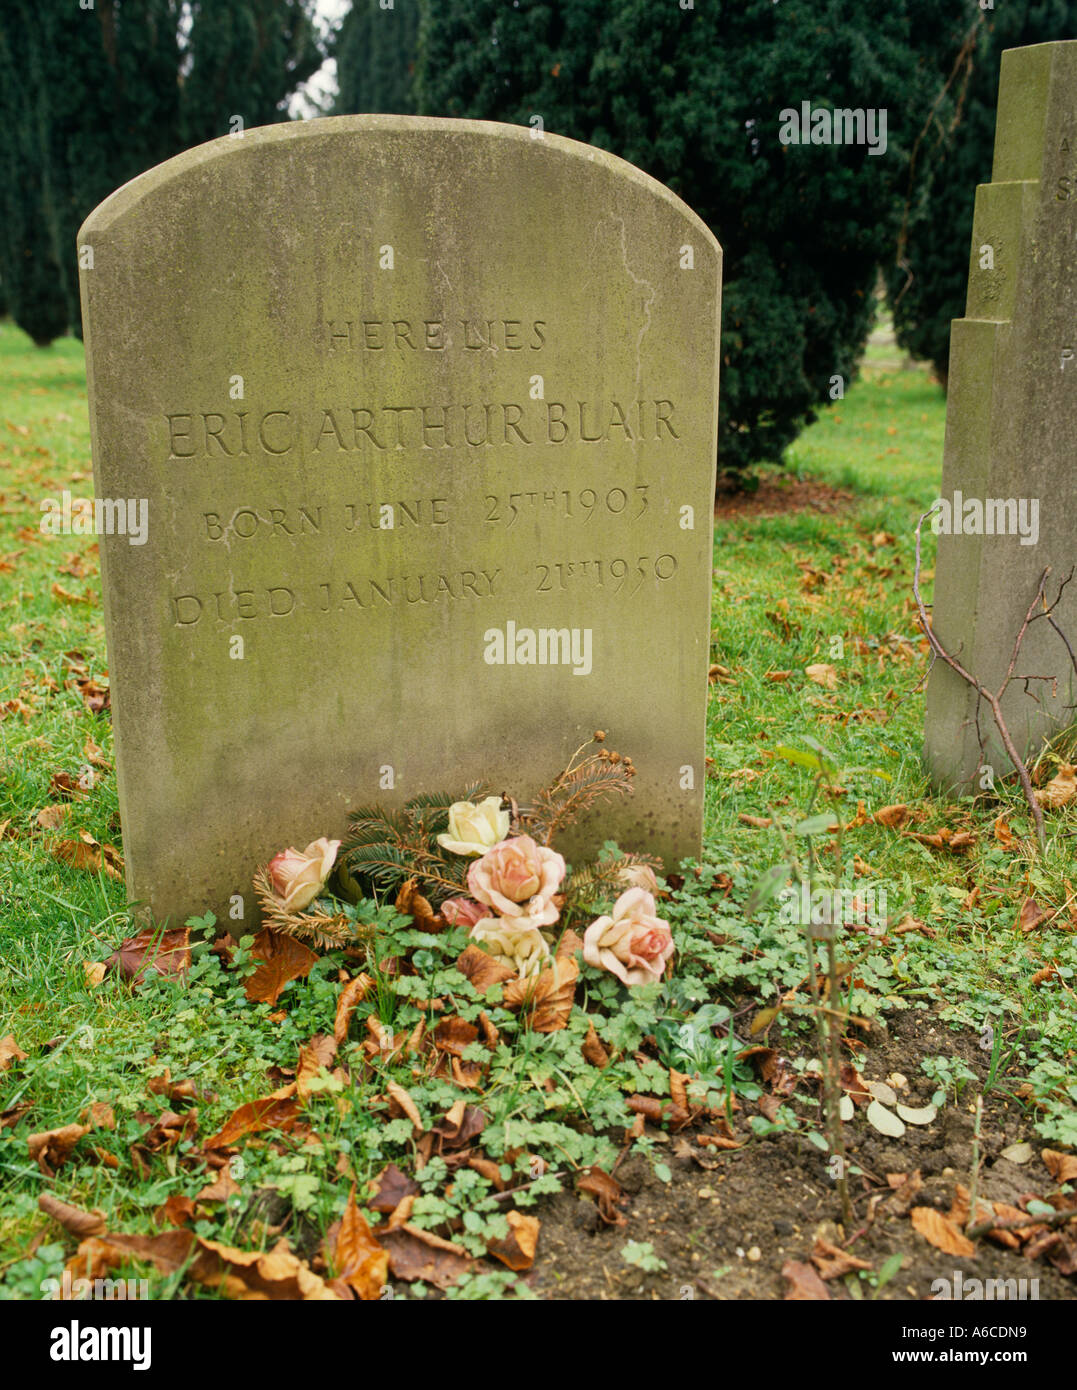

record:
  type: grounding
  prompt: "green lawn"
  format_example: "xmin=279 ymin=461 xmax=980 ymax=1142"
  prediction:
xmin=1 ymin=321 xmax=1075 ymax=1301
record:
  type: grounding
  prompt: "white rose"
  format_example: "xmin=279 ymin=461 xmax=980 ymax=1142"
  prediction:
xmin=470 ymin=919 xmax=550 ymax=979
xmin=437 ymin=796 xmax=511 ymax=857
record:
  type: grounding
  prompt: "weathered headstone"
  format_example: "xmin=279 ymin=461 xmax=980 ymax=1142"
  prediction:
xmin=78 ymin=116 xmax=721 ymax=926
xmin=925 ymin=42 xmax=1077 ymax=790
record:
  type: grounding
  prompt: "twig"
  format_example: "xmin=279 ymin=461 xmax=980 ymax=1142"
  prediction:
xmin=965 ymin=1094 xmax=983 ymax=1235
xmin=967 ymin=1206 xmax=1077 ymax=1240
xmin=913 ymin=508 xmax=1050 ymax=847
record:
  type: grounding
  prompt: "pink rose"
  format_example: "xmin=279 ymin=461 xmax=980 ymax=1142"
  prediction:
xmin=583 ymin=887 xmax=675 ymax=987
xmin=441 ymin=897 xmax=492 ymax=929
xmin=467 ymin=835 xmax=565 ymax=931
xmin=267 ymin=837 xmax=340 ymax=913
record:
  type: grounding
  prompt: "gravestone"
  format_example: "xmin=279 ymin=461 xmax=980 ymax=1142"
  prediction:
xmin=925 ymin=41 xmax=1077 ymax=790
xmin=78 ymin=116 xmax=721 ymax=926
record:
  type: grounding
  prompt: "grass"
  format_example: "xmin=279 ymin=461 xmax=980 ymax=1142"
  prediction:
xmin=1 ymin=320 xmax=1075 ymax=1300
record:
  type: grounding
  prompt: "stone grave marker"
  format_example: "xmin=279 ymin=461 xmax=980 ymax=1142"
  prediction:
xmin=78 ymin=116 xmax=722 ymax=926
xmin=925 ymin=41 xmax=1077 ymax=790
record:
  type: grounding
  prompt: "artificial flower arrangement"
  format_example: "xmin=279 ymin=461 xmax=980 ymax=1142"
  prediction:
xmin=252 ymin=736 xmax=675 ymax=989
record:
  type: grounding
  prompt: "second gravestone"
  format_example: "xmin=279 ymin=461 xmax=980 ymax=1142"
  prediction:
xmin=925 ymin=41 xmax=1077 ymax=790
xmin=79 ymin=116 xmax=722 ymax=926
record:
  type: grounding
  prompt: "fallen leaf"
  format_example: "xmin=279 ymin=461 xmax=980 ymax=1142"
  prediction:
xmin=296 ymin=1034 xmax=338 ymax=1100
xmin=394 ymin=877 xmax=442 ymax=930
xmin=503 ymin=955 xmax=578 ymax=1033
xmin=432 ymin=1016 xmax=480 ymax=1057
xmin=191 ymin=1235 xmax=341 ymax=1299
xmin=782 ymin=1258 xmax=831 ymax=1300
xmin=578 ymin=1167 xmax=628 ymax=1225
xmin=1031 ymin=963 xmax=1059 ymax=987
xmin=582 ymin=1022 xmax=609 ymax=1068
xmin=738 ymin=814 xmax=773 ymax=828
xmin=1042 ymin=1148 xmax=1077 ymax=1183
xmin=36 ymin=804 xmax=70 ymax=829
xmin=329 ymin=1186 xmax=388 ymax=1300
xmin=27 ymin=1123 xmax=91 ymax=1176
xmin=1016 ymin=897 xmax=1048 ymax=934
xmin=244 ymin=928 xmax=317 ymax=1005
xmin=130 ymin=1109 xmax=199 ymax=1178
xmin=385 ymin=1082 xmax=423 ymax=1130
xmin=104 ymin=926 xmax=189 ymax=985
xmin=51 ymin=581 xmax=92 ymax=605
xmin=487 ymin=1210 xmax=540 ymax=1271
xmin=54 ymin=832 xmax=123 ymax=881
xmin=805 ymin=663 xmax=838 ymax=690
xmin=1000 ymin=1142 xmax=1034 ymax=1165
xmin=367 ymin=1163 xmax=419 ymax=1214
xmin=205 ymin=1089 xmax=300 ymax=1148
xmin=994 ymin=816 xmax=1016 ymax=849
xmin=811 ymin=1236 xmax=872 ymax=1280
xmin=867 ymin=1099 xmax=906 ymax=1138
xmin=895 ymin=1102 xmax=938 ymax=1126
xmin=82 ymin=961 xmax=107 ymax=987
xmin=873 ymin=804 xmax=911 ymax=828
xmin=428 ymin=1100 xmax=486 ymax=1153
xmin=0 ymin=1035 xmax=28 ymax=1072
xmin=455 ymin=943 xmax=514 ymax=994
xmin=154 ymin=1194 xmax=197 ymax=1228
xmin=80 ymin=1102 xmax=116 ymax=1130
xmin=910 ymin=1206 xmax=975 ymax=1258
xmin=1035 ymin=763 xmax=1076 ymax=809
xmin=334 ymin=972 xmax=373 ymax=1044
xmin=195 ymin=1168 xmax=241 ymax=1204
xmin=38 ymin=1193 xmax=107 ymax=1237
xmin=380 ymin=1224 xmax=472 ymax=1289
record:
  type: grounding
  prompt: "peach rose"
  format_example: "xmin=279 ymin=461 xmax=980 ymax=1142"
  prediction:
xmin=441 ymin=897 xmax=491 ymax=929
xmin=583 ymin=888 xmax=675 ymax=987
xmin=267 ymin=837 xmax=340 ymax=913
xmin=468 ymin=834 xmax=565 ymax=930
xmin=470 ymin=919 xmax=550 ymax=979
xmin=437 ymin=797 xmax=511 ymax=857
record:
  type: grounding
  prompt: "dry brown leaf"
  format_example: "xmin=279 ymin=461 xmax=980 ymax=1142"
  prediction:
xmin=385 ymin=1081 xmax=423 ymax=1130
xmin=38 ymin=1193 xmax=107 ymax=1237
xmin=27 ymin=1123 xmax=91 ymax=1176
xmin=1042 ymin=1148 xmax=1077 ymax=1183
xmin=296 ymin=1033 xmax=338 ymax=1100
xmin=994 ymin=816 xmax=1016 ymax=849
xmin=577 ymin=1167 xmax=628 ymax=1226
xmin=36 ymin=804 xmax=70 ymax=829
xmin=82 ymin=961 xmax=107 ymax=987
xmin=104 ymin=926 xmax=189 ymax=985
xmin=334 ymin=972 xmax=373 ymax=1044
xmin=54 ymin=832 xmax=123 ymax=880
xmin=1031 ymin=963 xmax=1059 ymax=987
xmin=782 ymin=1258 xmax=831 ymax=1300
xmin=487 ymin=1210 xmax=540 ymax=1271
xmin=456 ymin=943 xmax=515 ymax=994
xmin=805 ymin=663 xmax=839 ymax=690
xmin=811 ymin=1236 xmax=872 ymax=1280
xmin=873 ymin=804 xmax=911 ymax=828
xmin=1016 ymin=897 xmax=1049 ymax=934
xmin=154 ymin=1194 xmax=197 ymax=1228
xmin=205 ymin=1089 xmax=300 ymax=1148
xmin=329 ymin=1185 xmax=388 ymax=1300
xmin=244 ymin=928 xmax=318 ymax=1005
xmin=380 ymin=1224 xmax=472 ymax=1290
xmin=910 ymin=1205 xmax=976 ymax=1258
xmin=191 ymin=1235 xmax=341 ymax=1299
xmin=738 ymin=814 xmax=773 ymax=828
xmin=432 ymin=1016 xmax=480 ymax=1057
xmin=195 ymin=1168 xmax=242 ymax=1204
xmin=503 ymin=955 xmax=578 ymax=1033
xmin=367 ymin=1163 xmax=419 ymax=1214
xmin=0 ymin=1035 xmax=28 ymax=1072
xmin=582 ymin=1022 xmax=610 ymax=1068
xmin=80 ymin=1102 xmax=115 ymax=1130
xmin=428 ymin=1100 xmax=486 ymax=1153
xmin=1035 ymin=763 xmax=1077 ymax=809
xmin=764 ymin=670 xmax=791 ymax=683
